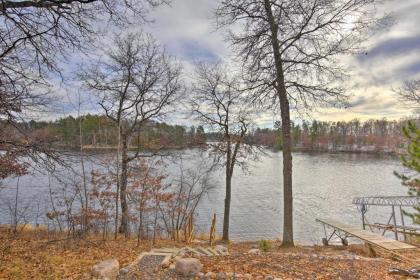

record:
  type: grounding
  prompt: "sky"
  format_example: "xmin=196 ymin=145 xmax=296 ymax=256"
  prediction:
xmin=54 ymin=0 xmax=420 ymax=128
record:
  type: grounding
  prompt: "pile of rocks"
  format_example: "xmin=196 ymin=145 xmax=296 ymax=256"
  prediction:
xmin=91 ymin=245 xmax=230 ymax=279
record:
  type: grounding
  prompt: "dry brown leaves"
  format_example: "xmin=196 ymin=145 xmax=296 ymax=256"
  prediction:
xmin=0 ymin=232 xmax=417 ymax=280
xmin=197 ymin=242 xmax=417 ymax=280
xmin=0 ymin=228 xmax=182 ymax=279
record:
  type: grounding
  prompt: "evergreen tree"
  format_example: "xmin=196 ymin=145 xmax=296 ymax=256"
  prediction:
xmin=394 ymin=122 xmax=420 ymax=225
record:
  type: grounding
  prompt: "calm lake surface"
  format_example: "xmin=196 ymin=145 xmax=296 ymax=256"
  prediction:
xmin=0 ymin=151 xmax=410 ymax=245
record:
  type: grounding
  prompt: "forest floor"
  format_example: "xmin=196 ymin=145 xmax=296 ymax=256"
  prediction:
xmin=0 ymin=227 xmax=418 ymax=279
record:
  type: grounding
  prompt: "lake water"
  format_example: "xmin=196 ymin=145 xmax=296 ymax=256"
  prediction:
xmin=0 ymin=151 xmax=411 ymax=245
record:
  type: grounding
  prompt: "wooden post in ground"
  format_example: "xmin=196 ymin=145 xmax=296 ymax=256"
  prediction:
xmin=183 ymin=223 xmax=187 ymax=243
xmin=209 ymin=214 xmax=216 ymax=246
xmin=188 ymin=214 xmax=194 ymax=243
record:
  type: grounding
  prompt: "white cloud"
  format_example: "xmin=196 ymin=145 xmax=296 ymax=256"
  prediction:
xmin=52 ymin=0 xmax=420 ymax=126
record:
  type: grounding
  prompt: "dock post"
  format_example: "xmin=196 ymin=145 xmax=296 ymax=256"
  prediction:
xmin=399 ymin=206 xmax=407 ymax=242
xmin=391 ymin=206 xmax=398 ymax=240
xmin=361 ymin=204 xmax=366 ymax=230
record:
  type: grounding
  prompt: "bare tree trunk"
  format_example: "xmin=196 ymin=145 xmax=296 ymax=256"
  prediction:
xmin=78 ymin=94 xmax=88 ymax=234
xmin=137 ymin=208 xmax=143 ymax=246
xmin=114 ymin=124 xmax=120 ymax=239
xmin=12 ymin=177 xmax=20 ymax=233
xmin=222 ymin=142 xmax=232 ymax=241
xmin=263 ymin=0 xmax=294 ymax=246
xmin=279 ymin=97 xmax=293 ymax=246
xmin=119 ymin=134 xmax=129 ymax=236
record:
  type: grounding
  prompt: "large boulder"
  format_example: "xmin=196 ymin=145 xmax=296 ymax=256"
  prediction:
xmin=91 ymin=259 xmax=119 ymax=280
xmin=175 ymin=258 xmax=203 ymax=277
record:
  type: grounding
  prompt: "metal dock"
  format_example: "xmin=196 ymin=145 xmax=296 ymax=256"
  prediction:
xmin=316 ymin=218 xmax=417 ymax=251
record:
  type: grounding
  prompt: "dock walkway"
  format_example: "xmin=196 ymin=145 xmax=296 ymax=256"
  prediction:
xmin=316 ymin=218 xmax=417 ymax=251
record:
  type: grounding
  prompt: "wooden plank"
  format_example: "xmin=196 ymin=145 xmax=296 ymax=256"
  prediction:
xmin=316 ymin=218 xmax=417 ymax=251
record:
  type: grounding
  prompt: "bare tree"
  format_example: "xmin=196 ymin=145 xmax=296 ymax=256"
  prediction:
xmin=191 ymin=62 xmax=259 ymax=241
xmin=159 ymin=155 xmax=215 ymax=241
xmin=81 ymin=32 xmax=182 ymax=235
xmin=0 ymin=0 xmax=168 ymax=179
xmin=397 ymin=79 xmax=420 ymax=108
xmin=216 ymin=0 xmax=382 ymax=246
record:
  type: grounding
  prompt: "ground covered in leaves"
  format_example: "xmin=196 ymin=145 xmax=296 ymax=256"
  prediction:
xmin=197 ymin=245 xmax=409 ymax=280
xmin=0 ymin=228 xmax=183 ymax=279
xmin=0 ymin=228 xmax=418 ymax=279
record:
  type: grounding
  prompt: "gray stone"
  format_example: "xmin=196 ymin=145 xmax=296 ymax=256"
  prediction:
xmin=175 ymin=258 xmax=203 ymax=277
xmin=174 ymin=255 xmax=183 ymax=262
xmin=248 ymin=248 xmax=262 ymax=254
xmin=217 ymin=272 xmax=226 ymax=279
xmin=205 ymin=271 xmax=216 ymax=279
xmin=265 ymin=276 xmax=274 ymax=280
xmin=119 ymin=267 xmax=129 ymax=275
xmin=91 ymin=259 xmax=119 ymax=280
xmin=215 ymin=245 xmax=228 ymax=254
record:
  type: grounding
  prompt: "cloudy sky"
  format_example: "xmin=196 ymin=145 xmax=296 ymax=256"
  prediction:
xmin=58 ymin=0 xmax=420 ymax=128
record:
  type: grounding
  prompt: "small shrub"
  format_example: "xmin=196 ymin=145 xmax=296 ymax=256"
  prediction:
xmin=258 ymin=239 xmax=272 ymax=252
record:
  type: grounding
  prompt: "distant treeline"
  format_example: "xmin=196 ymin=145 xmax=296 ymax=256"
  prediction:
xmin=2 ymin=115 xmax=207 ymax=150
xmin=2 ymin=115 xmax=418 ymax=153
xmin=248 ymin=118 xmax=419 ymax=154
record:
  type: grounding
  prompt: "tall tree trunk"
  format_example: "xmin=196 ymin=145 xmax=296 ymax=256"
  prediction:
xmin=222 ymin=143 xmax=232 ymax=241
xmin=79 ymin=116 xmax=88 ymax=234
xmin=119 ymin=134 xmax=129 ymax=235
xmin=279 ymin=94 xmax=293 ymax=246
xmin=264 ymin=0 xmax=294 ymax=246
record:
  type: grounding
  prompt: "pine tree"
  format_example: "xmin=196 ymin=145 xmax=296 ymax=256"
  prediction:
xmin=394 ymin=122 xmax=420 ymax=225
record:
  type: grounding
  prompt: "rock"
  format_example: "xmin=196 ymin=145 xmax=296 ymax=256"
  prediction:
xmin=265 ymin=276 xmax=274 ymax=280
xmin=169 ymin=264 xmax=176 ymax=271
xmin=243 ymin=273 xmax=253 ymax=279
xmin=174 ymin=255 xmax=183 ymax=262
xmin=226 ymin=272 xmax=234 ymax=277
xmin=388 ymin=267 xmax=410 ymax=276
xmin=248 ymin=248 xmax=262 ymax=254
xmin=197 ymin=272 xmax=205 ymax=278
xmin=217 ymin=272 xmax=226 ymax=279
xmin=175 ymin=258 xmax=203 ymax=277
xmin=215 ymin=245 xmax=228 ymax=254
xmin=91 ymin=259 xmax=119 ymax=280
xmin=205 ymin=271 xmax=216 ymax=279
xmin=119 ymin=267 xmax=129 ymax=275
xmin=256 ymin=276 xmax=264 ymax=280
